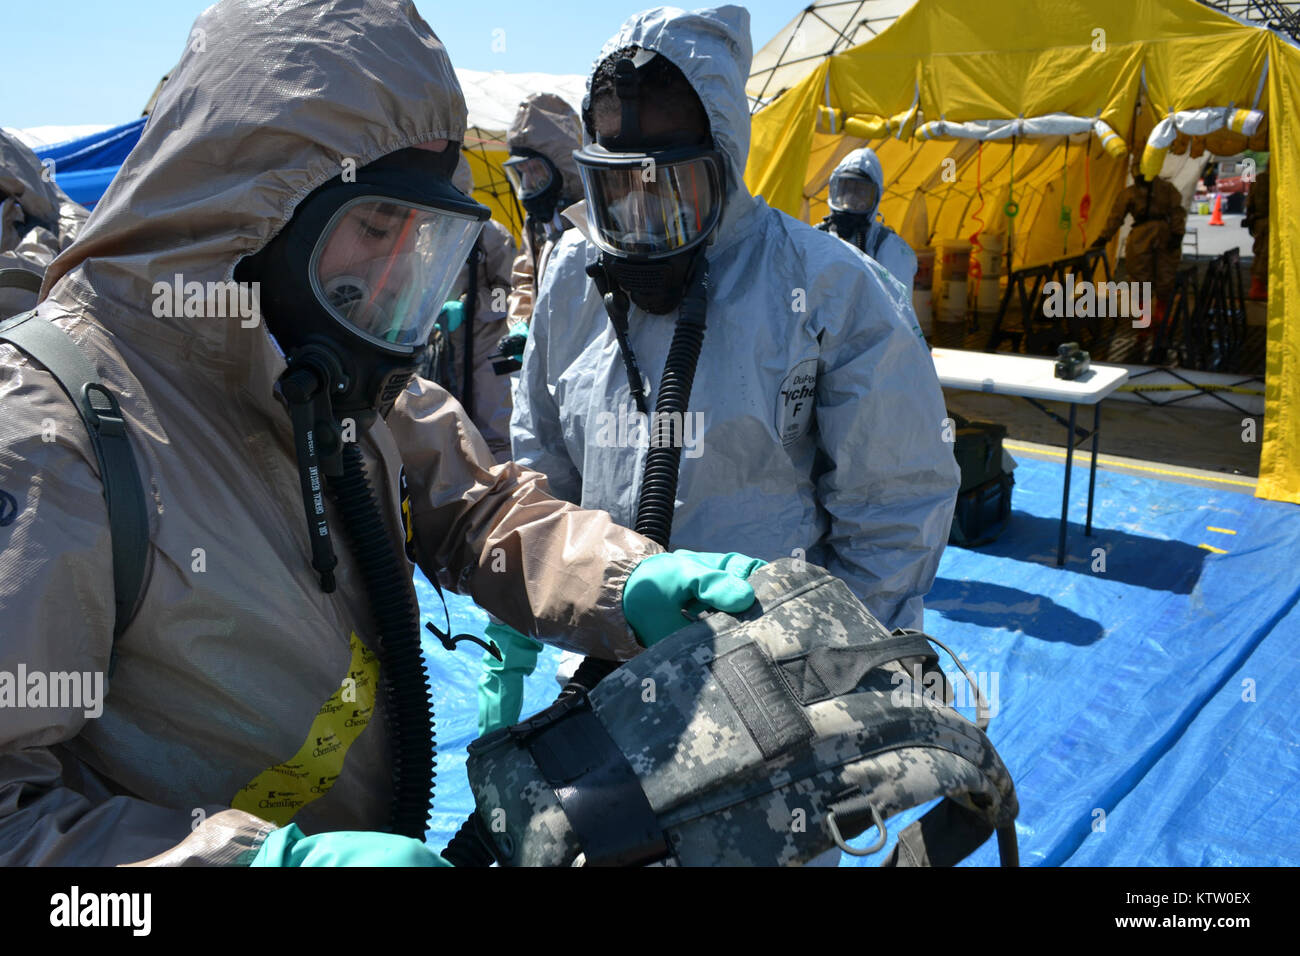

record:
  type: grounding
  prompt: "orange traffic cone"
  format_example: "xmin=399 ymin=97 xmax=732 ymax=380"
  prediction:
xmin=1208 ymin=193 xmax=1225 ymax=226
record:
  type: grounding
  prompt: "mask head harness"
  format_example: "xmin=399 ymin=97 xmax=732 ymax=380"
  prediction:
xmin=576 ymin=49 xmax=724 ymax=315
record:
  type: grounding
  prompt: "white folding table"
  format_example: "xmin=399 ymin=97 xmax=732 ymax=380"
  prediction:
xmin=931 ymin=348 xmax=1130 ymax=567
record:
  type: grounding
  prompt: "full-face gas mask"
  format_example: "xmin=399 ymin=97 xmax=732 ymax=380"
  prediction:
xmin=235 ymin=144 xmax=487 ymax=597
xmin=240 ymin=145 xmax=489 ymax=426
xmin=826 ymin=170 xmax=880 ymax=245
xmin=504 ymin=149 xmax=565 ymax=223
xmin=574 ymin=51 xmax=724 ymax=314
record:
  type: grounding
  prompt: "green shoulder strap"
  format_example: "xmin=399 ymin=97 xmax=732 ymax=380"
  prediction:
xmin=0 ymin=268 xmax=45 ymax=297
xmin=0 ymin=310 xmax=149 ymax=641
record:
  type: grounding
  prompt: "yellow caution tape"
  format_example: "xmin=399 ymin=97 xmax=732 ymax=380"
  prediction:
xmin=231 ymin=632 xmax=379 ymax=825
xmin=1117 ymin=383 xmax=1264 ymax=396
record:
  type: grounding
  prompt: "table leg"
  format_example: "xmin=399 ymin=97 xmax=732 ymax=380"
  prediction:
xmin=1086 ymin=402 xmax=1100 ymax=536
xmin=1058 ymin=403 xmax=1077 ymax=567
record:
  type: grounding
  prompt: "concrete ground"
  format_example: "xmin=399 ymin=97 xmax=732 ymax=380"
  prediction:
xmin=1182 ymin=211 xmax=1254 ymax=259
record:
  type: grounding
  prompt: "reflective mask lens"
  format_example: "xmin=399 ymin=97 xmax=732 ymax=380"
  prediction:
xmin=828 ymin=174 xmax=880 ymax=215
xmin=504 ymin=155 xmax=555 ymax=201
xmin=310 ymin=197 xmax=483 ymax=349
xmin=576 ymin=150 xmax=723 ymax=259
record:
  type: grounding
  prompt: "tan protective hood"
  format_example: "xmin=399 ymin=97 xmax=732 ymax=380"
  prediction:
xmin=43 ymin=0 xmax=466 ymax=397
xmin=506 ymin=93 xmax=584 ymax=206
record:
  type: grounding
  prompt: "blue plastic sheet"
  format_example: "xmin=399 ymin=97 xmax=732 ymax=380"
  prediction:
xmin=33 ymin=118 xmax=145 ymax=207
xmin=416 ymin=454 xmax=1300 ymax=866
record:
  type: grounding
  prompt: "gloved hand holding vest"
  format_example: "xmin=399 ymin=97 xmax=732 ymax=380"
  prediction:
xmin=477 ymin=621 xmax=544 ymax=736
xmin=251 ymin=824 xmax=452 ymax=867
xmin=623 ymin=549 xmax=765 ymax=647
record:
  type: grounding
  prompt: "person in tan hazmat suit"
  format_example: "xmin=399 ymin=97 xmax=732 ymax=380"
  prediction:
xmin=0 ymin=128 xmax=88 ymax=319
xmin=1244 ymin=167 xmax=1269 ymax=301
xmin=503 ymin=93 xmax=583 ymax=330
xmin=422 ymin=156 xmax=517 ymax=461
xmin=0 ymin=0 xmax=762 ymax=867
xmin=1090 ymin=158 xmax=1187 ymax=343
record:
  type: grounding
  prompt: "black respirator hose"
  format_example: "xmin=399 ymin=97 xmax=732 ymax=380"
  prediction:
xmin=558 ymin=258 xmax=710 ymax=701
xmin=328 ymin=442 xmax=435 ymax=839
xmin=633 ymin=259 xmax=709 ymax=547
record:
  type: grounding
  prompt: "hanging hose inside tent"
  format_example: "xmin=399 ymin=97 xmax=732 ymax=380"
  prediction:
xmin=1059 ymin=137 xmax=1072 ymax=255
xmin=968 ymin=143 xmax=985 ymax=284
xmin=1004 ymin=136 xmax=1019 ymax=277
xmin=1078 ymin=131 xmax=1093 ymax=248
xmin=328 ymin=442 xmax=435 ymax=839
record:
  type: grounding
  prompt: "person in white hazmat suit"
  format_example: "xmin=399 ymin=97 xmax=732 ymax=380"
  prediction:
xmin=817 ymin=146 xmax=917 ymax=289
xmin=476 ymin=5 xmax=958 ymax=738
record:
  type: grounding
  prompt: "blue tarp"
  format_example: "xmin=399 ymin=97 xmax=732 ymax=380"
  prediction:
xmin=415 ymin=454 xmax=1300 ymax=866
xmin=34 ymin=118 xmax=144 ymax=208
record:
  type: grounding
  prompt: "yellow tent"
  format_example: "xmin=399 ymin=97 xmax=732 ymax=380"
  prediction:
xmin=746 ymin=0 xmax=1299 ymax=504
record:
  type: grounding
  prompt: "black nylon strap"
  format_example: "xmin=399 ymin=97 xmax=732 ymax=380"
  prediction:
xmin=776 ymin=633 xmax=939 ymax=705
xmin=0 ymin=268 xmax=43 ymax=295
xmin=512 ymin=692 xmax=670 ymax=867
xmin=0 ymin=312 xmax=149 ymax=641
xmin=879 ymin=797 xmax=998 ymax=868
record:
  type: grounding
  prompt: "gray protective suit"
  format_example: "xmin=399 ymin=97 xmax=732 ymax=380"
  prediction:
xmin=512 ymin=5 xmax=958 ymax=632
xmin=0 ymin=129 xmax=88 ymax=318
xmin=0 ymin=0 xmax=659 ymax=866
xmin=818 ymin=147 xmax=917 ymax=289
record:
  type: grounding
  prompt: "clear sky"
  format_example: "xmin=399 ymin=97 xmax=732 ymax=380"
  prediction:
xmin=2 ymin=0 xmax=795 ymax=129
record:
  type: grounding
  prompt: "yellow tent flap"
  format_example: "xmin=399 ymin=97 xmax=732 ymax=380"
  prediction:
xmin=745 ymin=0 xmax=1298 ymax=505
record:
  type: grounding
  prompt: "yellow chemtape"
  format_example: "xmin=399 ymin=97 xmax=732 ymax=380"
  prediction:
xmin=1117 ymin=383 xmax=1265 ymax=396
xmin=231 ymin=632 xmax=379 ymax=825
xmin=1198 ymin=543 xmax=1229 ymax=554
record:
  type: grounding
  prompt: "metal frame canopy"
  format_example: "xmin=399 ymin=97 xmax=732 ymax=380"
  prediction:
xmin=747 ymin=1 xmax=917 ymax=112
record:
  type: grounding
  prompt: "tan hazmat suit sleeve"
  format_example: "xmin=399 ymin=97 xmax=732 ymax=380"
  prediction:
xmin=507 ymin=225 xmax=539 ymax=326
xmin=390 ymin=376 xmax=659 ymax=657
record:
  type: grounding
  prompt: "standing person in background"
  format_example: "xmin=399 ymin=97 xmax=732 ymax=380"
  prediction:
xmin=503 ymin=93 xmax=583 ymax=331
xmin=1244 ymin=167 xmax=1269 ymax=301
xmin=1090 ymin=158 xmax=1186 ymax=353
xmin=817 ymin=146 xmax=917 ymax=289
xmin=424 ymin=156 xmax=517 ymax=461
xmin=1 ymin=128 xmax=88 ymax=318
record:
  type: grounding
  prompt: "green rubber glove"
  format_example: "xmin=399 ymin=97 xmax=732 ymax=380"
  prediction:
xmin=438 ymin=300 xmax=466 ymax=333
xmin=250 ymin=825 xmax=451 ymax=866
xmin=623 ymin=550 xmax=766 ymax=647
xmin=476 ymin=620 xmax=543 ymax=737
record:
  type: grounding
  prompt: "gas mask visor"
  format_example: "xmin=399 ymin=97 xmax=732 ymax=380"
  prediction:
xmin=310 ymin=192 xmax=486 ymax=352
xmin=503 ymin=153 xmax=557 ymax=202
xmin=828 ymin=172 xmax=880 ymax=216
xmin=574 ymin=144 xmax=724 ymax=260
